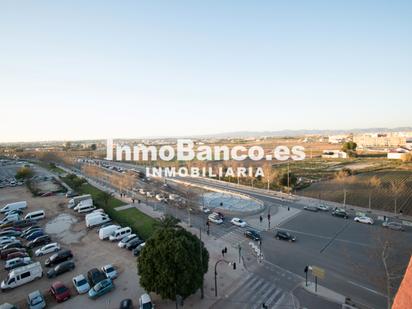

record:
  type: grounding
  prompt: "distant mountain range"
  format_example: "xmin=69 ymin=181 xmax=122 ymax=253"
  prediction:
xmin=195 ymin=127 xmax=412 ymax=138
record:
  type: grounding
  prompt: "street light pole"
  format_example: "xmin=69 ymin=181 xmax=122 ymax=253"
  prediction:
xmin=214 ymin=259 xmax=235 ymax=297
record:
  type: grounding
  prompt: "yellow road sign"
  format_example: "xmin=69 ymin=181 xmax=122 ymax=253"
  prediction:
xmin=311 ymin=266 xmax=325 ymax=279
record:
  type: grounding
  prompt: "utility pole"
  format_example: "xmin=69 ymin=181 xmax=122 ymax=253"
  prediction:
xmin=199 ymin=227 xmax=204 ymax=299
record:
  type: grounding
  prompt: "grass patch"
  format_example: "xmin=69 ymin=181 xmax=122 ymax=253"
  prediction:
xmin=62 ymin=175 xmax=157 ymax=239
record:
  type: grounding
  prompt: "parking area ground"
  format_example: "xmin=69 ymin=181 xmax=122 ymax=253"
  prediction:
xmin=0 ymin=185 xmax=150 ymax=308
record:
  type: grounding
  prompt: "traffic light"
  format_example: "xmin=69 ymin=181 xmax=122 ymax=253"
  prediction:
xmin=233 ymin=262 xmax=236 ymax=270
xmin=304 ymin=266 xmax=309 ymax=273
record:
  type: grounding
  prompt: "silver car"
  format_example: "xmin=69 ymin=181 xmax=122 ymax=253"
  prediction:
xmin=382 ymin=221 xmax=405 ymax=231
xmin=27 ymin=290 xmax=46 ymax=309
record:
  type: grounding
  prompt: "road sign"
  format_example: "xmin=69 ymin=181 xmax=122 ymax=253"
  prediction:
xmin=311 ymin=266 xmax=325 ymax=279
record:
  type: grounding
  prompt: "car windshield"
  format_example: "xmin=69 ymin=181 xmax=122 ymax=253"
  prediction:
xmin=30 ymin=295 xmax=43 ymax=305
xmin=77 ymin=278 xmax=87 ymax=286
xmin=142 ymin=302 xmax=153 ymax=309
xmin=56 ymin=286 xmax=68 ymax=294
xmin=106 ymin=267 xmax=114 ymax=273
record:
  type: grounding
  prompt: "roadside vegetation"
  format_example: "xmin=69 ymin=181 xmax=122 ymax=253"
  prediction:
xmin=62 ymin=174 xmax=157 ymax=239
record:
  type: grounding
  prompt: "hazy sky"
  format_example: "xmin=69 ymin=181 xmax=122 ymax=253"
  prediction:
xmin=0 ymin=1 xmax=411 ymax=142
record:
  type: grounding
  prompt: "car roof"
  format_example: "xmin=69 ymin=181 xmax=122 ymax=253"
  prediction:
xmin=140 ymin=293 xmax=151 ymax=303
xmin=28 ymin=290 xmax=41 ymax=298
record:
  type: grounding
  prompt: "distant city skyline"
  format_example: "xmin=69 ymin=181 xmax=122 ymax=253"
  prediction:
xmin=1 ymin=1 xmax=411 ymax=142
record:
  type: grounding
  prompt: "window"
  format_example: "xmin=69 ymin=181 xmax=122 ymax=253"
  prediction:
xmin=21 ymin=271 xmax=30 ymax=279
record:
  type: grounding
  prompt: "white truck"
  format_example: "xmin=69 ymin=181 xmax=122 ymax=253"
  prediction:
xmin=0 ymin=201 xmax=27 ymax=214
xmin=1 ymin=262 xmax=42 ymax=290
xmin=68 ymin=194 xmax=92 ymax=209
xmin=99 ymin=225 xmax=120 ymax=240
xmin=86 ymin=214 xmax=111 ymax=228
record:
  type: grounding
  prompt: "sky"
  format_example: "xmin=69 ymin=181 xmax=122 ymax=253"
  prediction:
xmin=0 ymin=0 xmax=411 ymax=142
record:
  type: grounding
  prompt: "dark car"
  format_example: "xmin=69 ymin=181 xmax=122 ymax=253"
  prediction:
xmin=332 ymin=209 xmax=349 ymax=219
xmin=45 ymin=250 xmax=73 ymax=267
xmin=50 ymin=281 xmax=71 ymax=302
xmin=1 ymin=248 xmax=27 ymax=260
xmin=0 ymin=230 xmax=21 ymax=238
xmin=47 ymin=261 xmax=75 ymax=278
xmin=27 ymin=235 xmax=51 ymax=249
xmin=13 ymin=219 xmax=38 ymax=228
xmin=303 ymin=206 xmax=319 ymax=212
xmin=119 ymin=299 xmax=133 ymax=309
xmin=6 ymin=251 xmax=29 ymax=260
xmin=275 ymin=230 xmax=296 ymax=242
xmin=25 ymin=230 xmax=44 ymax=241
xmin=1 ymin=241 xmax=23 ymax=251
xmin=244 ymin=229 xmax=261 ymax=241
xmin=126 ymin=238 xmax=144 ymax=250
xmin=87 ymin=268 xmax=106 ymax=286
xmin=21 ymin=226 xmax=41 ymax=238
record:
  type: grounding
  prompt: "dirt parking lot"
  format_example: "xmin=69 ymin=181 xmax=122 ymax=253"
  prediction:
xmin=0 ymin=185 xmax=149 ymax=309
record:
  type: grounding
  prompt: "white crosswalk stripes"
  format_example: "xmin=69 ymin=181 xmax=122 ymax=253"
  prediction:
xmin=221 ymin=273 xmax=295 ymax=309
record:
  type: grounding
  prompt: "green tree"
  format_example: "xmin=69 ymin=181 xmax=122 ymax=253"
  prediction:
xmin=97 ymin=191 xmax=113 ymax=208
xmin=278 ymin=171 xmax=297 ymax=188
xmin=138 ymin=215 xmax=209 ymax=302
xmin=342 ymin=141 xmax=357 ymax=157
xmin=15 ymin=167 xmax=34 ymax=179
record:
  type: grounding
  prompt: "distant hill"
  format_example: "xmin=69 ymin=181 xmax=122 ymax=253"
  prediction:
xmin=196 ymin=127 xmax=412 ymax=138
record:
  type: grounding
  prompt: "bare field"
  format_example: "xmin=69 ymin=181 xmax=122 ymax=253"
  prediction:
xmin=298 ymin=170 xmax=412 ymax=215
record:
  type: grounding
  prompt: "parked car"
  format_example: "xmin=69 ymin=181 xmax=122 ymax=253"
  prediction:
xmin=27 ymin=235 xmax=51 ymax=249
xmin=139 ymin=293 xmax=153 ymax=309
xmin=332 ymin=208 xmax=349 ymax=219
xmin=47 ymin=261 xmax=75 ymax=278
xmin=126 ymin=238 xmax=144 ymax=250
xmin=45 ymin=250 xmax=73 ymax=267
xmin=72 ymin=274 xmax=90 ymax=294
xmin=50 ymin=281 xmax=71 ymax=303
xmin=102 ymin=264 xmax=117 ymax=279
xmin=244 ymin=229 xmax=261 ymax=241
xmin=6 ymin=251 xmax=29 ymax=260
xmin=1 ymin=248 xmax=26 ymax=260
xmin=21 ymin=226 xmax=41 ymax=238
xmin=382 ymin=221 xmax=405 ymax=231
xmin=26 ymin=230 xmax=45 ymax=241
xmin=1 ymin=241 xmax=23 ymax=251
xmin=275 ymin=230 xmax=296 ymax=242
xmin=0 ymin=230 xmax=21 ymax=238
xmin=119 ymin=299 xmax=134 ymax=309
xmin=87 ymin=268 xmax=106 ymax=286
xmin=66 ymin=191 xmax=78 ymax=198
xmin=231 ymin=217 xmax=247 ymax=227
xmin=88 ymin=278 xmax=114 ymax=299
xmin=118 ymin=234 xmax=138 ymax=248
xmin=35 ymin=243 xmax=61 ymax=257
xmin=354 ymin=216 xmax=374 ymax=225
xmin=303 ymin=206 xmax=319 ymax=212
xmin=132 ymin=243 xmax=146 ymax=256
xmin=5 ymin=256 xmax=32 ymax=271
xmin=13 ymin=219 xmax=38 ymax=229
xmin=0 ymin=237 xmax=16 ymax=247
xmin=27 ymin=290 xmax=46 ymax=309
xmin=317 ymin=205 xmax=330 ymax=211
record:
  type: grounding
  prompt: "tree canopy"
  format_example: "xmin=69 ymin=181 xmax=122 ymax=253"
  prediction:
xmin=15 ymin=166 xmax=33 ymax=179
xmin=137 ymin=215 xmax=209 ymax=301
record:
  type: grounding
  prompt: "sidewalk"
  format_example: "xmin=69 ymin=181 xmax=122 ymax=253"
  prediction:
xmin=301 ymin=281 xmax=346 ymax=304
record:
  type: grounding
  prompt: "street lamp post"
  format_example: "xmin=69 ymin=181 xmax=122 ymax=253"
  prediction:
xmin=214 ymin=259 xmax=236 ymax=297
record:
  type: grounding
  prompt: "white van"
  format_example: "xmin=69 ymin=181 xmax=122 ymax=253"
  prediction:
xmin=73 ymin=199 xmax=93 ymax=210
xmin=76 ymin=203 xmax=96 ymax=214
xmin=86 ymin=214 xmax=111 ymax=228
xmin=24 ymin=210 xmax=45 ymax=221
xmin=0 ymin=214 xmax=20 ymax=225
xmin=99 ymin=225 xmax=120 ymax=240
xmin=0 ymin=262 xmax=42 ymax=290
xmin=1 ymin=201 xmax=27 ymax=214
xmin=68 ymin=195 xmax=92 ymax=209
xmin=109 ymin=227 xmax=132 ymax=241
